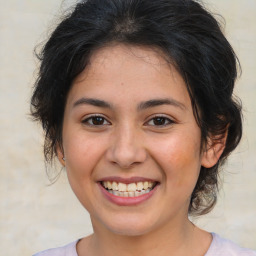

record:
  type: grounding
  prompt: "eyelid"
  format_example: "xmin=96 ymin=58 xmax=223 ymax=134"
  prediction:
xmin=144 ymin=114 xmax=175 ymax=127
xmin=81 ymin=114 xmax=111 ymax=126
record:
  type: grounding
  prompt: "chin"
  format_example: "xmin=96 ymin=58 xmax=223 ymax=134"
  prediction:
xmin=108 ymin=224 xmax=152 ymax=237
xmin=99 ymin=214 xmax=156 ymax=237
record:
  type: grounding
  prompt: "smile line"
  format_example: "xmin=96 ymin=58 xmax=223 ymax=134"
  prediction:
xmin=100 ymin=181 xmax=158 ymax=198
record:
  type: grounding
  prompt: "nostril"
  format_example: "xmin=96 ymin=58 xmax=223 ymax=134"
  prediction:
xmin=106 ymin=145 xmax=147 ymax=169
xmin=112 ymin=160 xmax=142 ymax=169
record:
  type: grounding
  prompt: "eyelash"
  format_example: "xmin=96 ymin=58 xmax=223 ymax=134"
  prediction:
xmin=81 ymin=115 xmax=111 ymax=126
xmin=81 ymin=115 xmax=174 ymax=127
xmin=146 ymin=115 xmax=174 ymax=127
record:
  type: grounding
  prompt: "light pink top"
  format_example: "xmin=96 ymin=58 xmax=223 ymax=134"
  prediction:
xmin=33 ymin=233 xmax=256 ymax=256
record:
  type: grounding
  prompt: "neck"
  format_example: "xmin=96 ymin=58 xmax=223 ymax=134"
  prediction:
xmin=77 ymin=217 xmax=211 ymax=256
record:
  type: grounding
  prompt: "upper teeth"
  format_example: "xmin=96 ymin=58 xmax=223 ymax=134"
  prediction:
xmin=102 ymin=181 xmax=155 ymax=192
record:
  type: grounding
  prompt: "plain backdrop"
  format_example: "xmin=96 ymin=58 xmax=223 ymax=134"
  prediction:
xmin=0 ymin=0 xmax=255 ymax=255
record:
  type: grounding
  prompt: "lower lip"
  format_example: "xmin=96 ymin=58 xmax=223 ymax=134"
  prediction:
xmin=98 ymin=183 xmax=158 ymax=206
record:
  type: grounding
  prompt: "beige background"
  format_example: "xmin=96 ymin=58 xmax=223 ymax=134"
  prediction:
xmin=0 ymin=0 xmax=255 ymax=255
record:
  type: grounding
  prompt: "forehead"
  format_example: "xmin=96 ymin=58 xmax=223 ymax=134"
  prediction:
xmin=74 ymin=43 xmax=173 ymax=82
xmin=89 ymin=43 xmax=169 ymax=69
xmin=68 ymin=43 xmax=190 ymax=108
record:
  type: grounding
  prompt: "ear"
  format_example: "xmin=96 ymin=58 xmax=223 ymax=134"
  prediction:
xmin=56 ymin=143 xmax=66 ymax=167
xmin=201 ymin=131 xmax=228 ymax=168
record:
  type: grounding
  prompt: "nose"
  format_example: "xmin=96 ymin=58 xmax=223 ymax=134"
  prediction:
xmin=106 ymin=125 xmax=147 ymax=169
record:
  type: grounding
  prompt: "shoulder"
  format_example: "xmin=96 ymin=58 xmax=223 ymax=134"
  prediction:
xmin=205 ymin=233 xmax=256 ymax=256
xmin=33 ymin=240 xmax=79 ymax=256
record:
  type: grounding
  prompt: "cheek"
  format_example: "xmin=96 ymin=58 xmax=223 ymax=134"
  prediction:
xmin=63 ymin=130 xmax=106 ymax=181
xmin=62 ymin=132 xmax=107 ymax=210
xmin=151 ymin=131 xmax=202 ymax=187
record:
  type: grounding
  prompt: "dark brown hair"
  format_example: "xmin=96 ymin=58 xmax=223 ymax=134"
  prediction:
xmin=31 ymin=0 xmax=242 ymax=215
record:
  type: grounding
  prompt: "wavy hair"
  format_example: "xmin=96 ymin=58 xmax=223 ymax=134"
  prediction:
xmin=31 ymin=0 xmax=242 ymax=215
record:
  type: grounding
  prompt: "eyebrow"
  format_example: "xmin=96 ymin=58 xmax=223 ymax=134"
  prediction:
xmin=73 ymin=97 xmax=186 ymax=110
xmin=73 ymin=98 xmax=112 ymax=109
xmin=137 ymin=98 xmax=186 ymax=111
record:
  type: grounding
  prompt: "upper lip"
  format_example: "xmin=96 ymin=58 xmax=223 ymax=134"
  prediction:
xmin=99 ymin=176 xmax=159 ymax=184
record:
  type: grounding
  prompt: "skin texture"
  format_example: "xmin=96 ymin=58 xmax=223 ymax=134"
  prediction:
xmin=58 ymin=44 xmax=224 ymax=256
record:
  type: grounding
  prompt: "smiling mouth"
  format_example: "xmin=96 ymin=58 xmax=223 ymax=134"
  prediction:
xmin=100 ymin=181 xmax=158 ymax=197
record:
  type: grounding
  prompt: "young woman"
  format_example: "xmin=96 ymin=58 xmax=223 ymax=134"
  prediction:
xmin=31 ymin=0 xmax=256 ymax=255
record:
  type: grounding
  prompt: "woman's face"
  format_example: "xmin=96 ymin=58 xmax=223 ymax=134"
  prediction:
xmin=60 ymin=44 xmax=214 ymax=236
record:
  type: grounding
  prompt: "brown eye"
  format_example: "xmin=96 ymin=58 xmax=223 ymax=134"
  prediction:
xmin=147 ymin=116 xmax=173 ymax=127
xmin=91 ymin=116 xmax=105 ymax=125
xmin=153 ymin=117 xmax=166 ymax=125
xmin=82 ymin=115 xmax=110 ymax=126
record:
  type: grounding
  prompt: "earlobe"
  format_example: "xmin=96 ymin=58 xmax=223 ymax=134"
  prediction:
xmin=56 ymin=144 xmax=66 ymax=167
xmin=201 ymin=132 xmax=227 ymax=168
